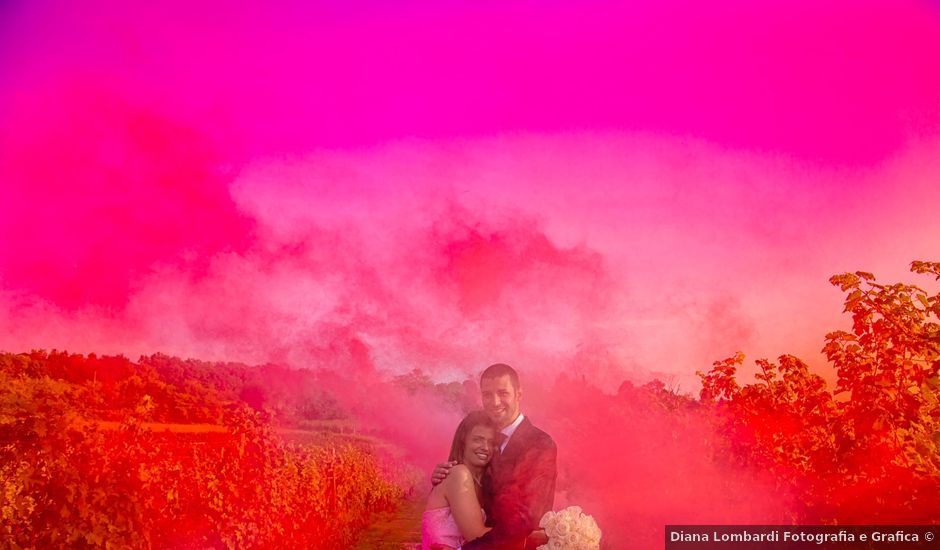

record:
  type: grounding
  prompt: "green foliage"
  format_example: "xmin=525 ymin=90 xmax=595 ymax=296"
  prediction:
xmin=0 ymin=351 xmax=353 ymax=426
xmin=393 ymin=368 xmax=479 ymax=413
xmin=699 ymin=261 xmax=940 ymax=522
xmin=0 ymin=355 xmax=402 ymax=549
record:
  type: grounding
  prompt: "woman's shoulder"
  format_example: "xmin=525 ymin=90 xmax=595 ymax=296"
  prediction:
xmin=442 ymin=463 xmax=476 ymax=491
xmin=448 ymin=463 xmax=473 ymax=481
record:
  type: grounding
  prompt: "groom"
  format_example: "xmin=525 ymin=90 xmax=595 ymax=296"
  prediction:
xmin=432 ymin=363 xmax=557 ymax=550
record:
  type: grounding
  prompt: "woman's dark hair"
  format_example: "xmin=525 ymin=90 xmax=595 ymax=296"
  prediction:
xmin=447 ymin=410 xmax=500 ymax=463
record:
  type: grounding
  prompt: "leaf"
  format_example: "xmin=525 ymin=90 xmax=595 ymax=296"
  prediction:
xmin=830 ymin=273 xmax=860 ymax=291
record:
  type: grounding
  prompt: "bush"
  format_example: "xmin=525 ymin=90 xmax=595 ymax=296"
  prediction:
xmin=698 ymin=261 xmax=940 ymax=522
xmin=1 ymin=379 xmax=402 ymax=548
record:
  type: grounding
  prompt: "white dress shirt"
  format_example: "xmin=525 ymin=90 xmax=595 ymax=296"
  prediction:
xmin=500 ymin=413 xmax=525 ymax=453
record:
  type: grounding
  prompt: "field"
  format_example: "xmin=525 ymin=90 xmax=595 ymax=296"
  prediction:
xmin=3 ymin=263 xmax=940 ymax=548
xmin=0 ymin=353 xmax=413 ymax=549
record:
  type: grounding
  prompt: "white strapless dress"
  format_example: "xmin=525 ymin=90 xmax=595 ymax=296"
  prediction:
xmin=421 ymin=507 xmax=485 ymax=550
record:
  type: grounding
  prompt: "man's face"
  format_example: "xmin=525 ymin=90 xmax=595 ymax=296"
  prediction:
xmin=480 ymin=374 xmax=522 ymax=429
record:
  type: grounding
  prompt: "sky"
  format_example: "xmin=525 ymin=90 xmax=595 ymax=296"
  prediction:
xmin=1 ymin=0 xmax=939 ymax=391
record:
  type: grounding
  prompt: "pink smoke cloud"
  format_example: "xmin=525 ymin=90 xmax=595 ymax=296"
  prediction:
xmin=0 ymin=82 xmax=252 ymax=309
xmin=3 ymin=129 xmax=939 ymax=393
xmin=2 ymin=1 xmax=939 ymax=539
xmin=2 ymin=1 xmax=938 ymax=160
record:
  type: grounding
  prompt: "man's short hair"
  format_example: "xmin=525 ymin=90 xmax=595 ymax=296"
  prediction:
xmin=481 ymin=363 xmax=520 ymax=390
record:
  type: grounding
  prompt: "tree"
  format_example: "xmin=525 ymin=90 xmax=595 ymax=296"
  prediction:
xmin=698 ymin=261 xmax=940 ymax=522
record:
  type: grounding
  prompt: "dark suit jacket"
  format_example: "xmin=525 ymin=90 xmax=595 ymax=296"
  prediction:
xmin=462 ymin=416 xmax=557 ymax=550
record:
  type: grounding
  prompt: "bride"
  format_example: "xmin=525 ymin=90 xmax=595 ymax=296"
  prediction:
xmin=422 ymin=411 xmax=499 ymax=550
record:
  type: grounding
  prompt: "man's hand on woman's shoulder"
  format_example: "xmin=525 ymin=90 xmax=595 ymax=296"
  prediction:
xmin=431 ymin=460 xmax=458 ymax=486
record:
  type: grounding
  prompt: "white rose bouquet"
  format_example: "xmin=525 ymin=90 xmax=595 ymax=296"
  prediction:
xmin=536 ymin=506 xmax=602 ymax=549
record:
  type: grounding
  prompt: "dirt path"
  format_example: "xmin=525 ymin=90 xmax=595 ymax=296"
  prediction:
xmin=352 ymin=497 xmax=424 ymax=550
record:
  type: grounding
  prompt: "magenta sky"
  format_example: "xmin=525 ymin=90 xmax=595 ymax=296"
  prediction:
xmin=1 ymin=0 xmax=939 ymax=389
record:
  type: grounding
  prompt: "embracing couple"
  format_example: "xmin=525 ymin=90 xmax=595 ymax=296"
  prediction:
xmin=422 ymin=363 xmax=557 ymax=550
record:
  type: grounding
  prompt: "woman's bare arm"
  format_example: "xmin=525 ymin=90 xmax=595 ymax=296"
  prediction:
xmin=443 ymin=465 xmax=491 ymax=542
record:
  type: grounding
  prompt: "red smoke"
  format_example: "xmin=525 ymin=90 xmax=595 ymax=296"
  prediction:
xmin=0 ymin=82 xmax=252 ymax=310
xmin=2 ymin=2 xmax=940 ymax=543
xmin=535 ymin=375 xmax=790 ymax=547
xmin=321 ymin=360 xmax=793 ymax=547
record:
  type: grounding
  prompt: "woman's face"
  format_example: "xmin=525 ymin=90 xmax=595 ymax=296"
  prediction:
xmin=462 ymin=424 xmax=497 ymax=468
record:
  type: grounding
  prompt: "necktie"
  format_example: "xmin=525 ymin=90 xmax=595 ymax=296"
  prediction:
xmin=498 ymin=432 xmax=509 ymax=452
